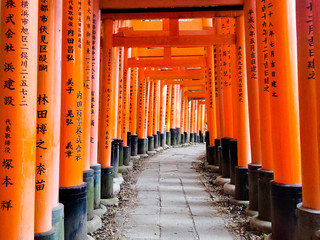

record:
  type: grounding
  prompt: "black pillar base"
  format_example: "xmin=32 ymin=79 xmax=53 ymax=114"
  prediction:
xmin=235 ymin=166 xmax=249 ymax=201
xmin=166 ymin=131 xmax=171 ymax=146
xmin=130 ymin=134 xmax=138 ymax=156
xmin=221 ymin=137 xmax=232 ymax=178
xmin=157 ymin=131 xmax=161 ymax=147
xmin=207 ymin=146 xmax=215 ymax=165
xmin=205 ymin=131 xmax=210 ymax=146
xmin=138 ymin=138 xmax=148 ymax=154
xmin=199 ymin=130 xmax=203 ymax=143
xmin=270 ymin=181 xmax=302 ymax=240
xmin=160 ymin=133 xmax=165 ymax=147
xmin=59 ymin=183 xmax=87 ymax=240
xmin=181 ymin=133 xmax=185 ymax=144
xmin=83 ymin=169 xmax=94 ymax=221
xmin=170 ymin=128 xmax=177 ymax=146
xmin=258 ymin=169 xmax=274 ymax=221
xmin=111 ymin=140 xmax=119 ymax=176
xmin=190 ymin=133 xmax=195 ymax=143
xmin=248 ymin=163 xmax=261 ymax=211
xmin=297 ymin=203 xmax=320 ymax=240
xmin=196 ymin=133 xmax=200 ymax=143
xmin=101 ymin=167 xmax=113 ymax=199
xmin=115 ymin=139 xmax=123 ymax=166
xmin=184 ymin=132 xmax=188 ymax=143
xmin=153 ymin=134 xmax=159 ymax=149
xmin=127 ymin=131 xmax=131 ymax=155
xmin=123 ymin=146 xmax=130 ymax=166
xmin=147 ymin=136 xmax=154 ymax=151
xmin=35 ymin=229 xmax=55 ymax=240
xmin=214 ymin=138 xmax=221 ymax=166
xmin=90 ymin=164 xmax=101 ymax=209
xmin=176 ymin=128 xmax=181 ymax=144
xmin=218 ymin=145 xmax=223 ymax=175
xmin=229 ymin=140 xmax=238 ymax=184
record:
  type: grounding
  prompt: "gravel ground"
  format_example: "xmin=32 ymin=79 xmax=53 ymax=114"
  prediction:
xmin=193 ymin=156 xmax=266 ymax=240
xmin=89 ymin=157 xmax=146 ymax=240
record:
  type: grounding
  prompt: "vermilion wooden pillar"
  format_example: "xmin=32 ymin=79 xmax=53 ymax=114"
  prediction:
xmin=165 ymin=84 xmax=172 ymax=145
xmin=0 ymin=1 xmax=38 ymax=239
xmin=137 ymin=69 xmax=148 ymax=155
xmin=159 ymin=80 xmax=166 ymax=147
xmin=234 ymin=16 xmax=252 ymax=201
xmin=147 ymin=81 xmax=155 ymax=151
xmin=35 ymin=0 xmax=55 ymax=237
xmin=244 ymin=0 xmax=262 ymax=213
xmin=268 ymin=1 xmax=302 ymax=239
xmin=296 ymin=1 xmax=320 ymax=239
xmin=99 ymin=19 xmax=114 ymax=201
xmin=59 ymin=0 xmax=87 ymax=239
xmin=250 ymin=0 xmax=275 ymax=227
xmin=52 ymin=1 xmax=64 ymax=237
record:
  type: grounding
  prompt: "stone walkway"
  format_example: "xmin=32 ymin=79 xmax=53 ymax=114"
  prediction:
xmin=121 ymin=144 xmax=234 ymax=240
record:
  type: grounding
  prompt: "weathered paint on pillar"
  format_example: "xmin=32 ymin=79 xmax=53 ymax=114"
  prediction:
xmin=0 ymin=0 xmax=38 ymax=238
xmin=296 ymin=0 xmax=320 ymax=210
xmin=60 ymin=0 xmax=84 ymax=187
xmin=269 ymin=0 xmax=301 ymax=185
xmin=98 ymin=19 xmax=113 ymax=168
xmin=244 ymin=0 xmax=262 ymax=165
xmin=137 ymin=69 xmax=146 ymax=139
xmin=35 ymin=0 xmax=56 ymax=233
xmin=256 ymin=0 xmax=273 ymax=171
xmin=90 ymin=0 xmax=101 ymax=166
xmin=83 ymin=0 xmax=93 ymax=171
xmin=236 ymin=16 xmax=252 ymax=168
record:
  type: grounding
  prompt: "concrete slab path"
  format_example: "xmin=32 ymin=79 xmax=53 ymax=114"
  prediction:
xmin=121 ymin=144 xmax=234 ymax=240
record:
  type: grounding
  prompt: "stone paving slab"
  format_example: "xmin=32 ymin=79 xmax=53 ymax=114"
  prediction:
xmin=121 ymin=144 xmax=234 ymax=240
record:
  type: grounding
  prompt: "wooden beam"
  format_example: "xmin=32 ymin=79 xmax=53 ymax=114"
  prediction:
xmin=102 ymin=10 xmax=243 ymax=20
xmin=100 ymin=0 xmax=243 ymax=9
xmin=162 ymin=80 xmax=205 ymax=85
xmin=114 ymin=34 xmax=236 ymax=47
xmin=145 ymin=68 xmax=204 ymax=77
xmin=127 ymin=57 xmax=207 ymax=68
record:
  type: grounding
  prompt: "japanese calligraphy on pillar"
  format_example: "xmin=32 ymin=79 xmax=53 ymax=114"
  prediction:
xmin=105 ymin=48 xmax=112 ymax=150
xmin=247 ymin=7 xmax=258 ymax=81
xmin=1 ymin=0 xmax=38 ymax=224
xmin=91 ymin=0 xmax=100 ymax=154
xmin=118 ymin=47 xmax=123 ymax=136
xmin=36 ymin=0 xmax=52 ymax=193
xmin=268 ymin=1 xmax=278 ymax=97
xmin=305 ymin=1 xmax=314 ymax=81
xmin=238 ymin=41 xmax=244 ymax=102
xmin=260 ymin=0 xmax=270 ymax=93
